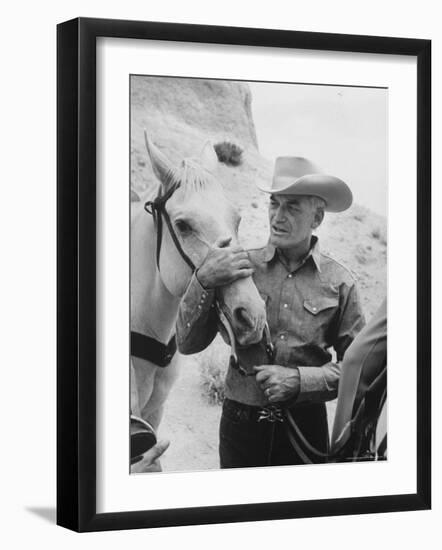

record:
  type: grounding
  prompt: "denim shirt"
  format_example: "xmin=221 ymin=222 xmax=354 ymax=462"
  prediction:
xmin=176 ymin=237 xmax=365 ymax=406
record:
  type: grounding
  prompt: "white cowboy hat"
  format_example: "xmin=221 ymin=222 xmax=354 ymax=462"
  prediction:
xmin=258 ymin=156 xmax=353 ymax=212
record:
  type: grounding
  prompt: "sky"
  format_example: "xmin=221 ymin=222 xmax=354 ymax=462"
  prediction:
xmin=249 ymin=82 xmax=388 ymax=216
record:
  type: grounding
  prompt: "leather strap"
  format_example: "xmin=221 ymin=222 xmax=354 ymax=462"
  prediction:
xmin=285 ymin=408 xmax=329 ymax=460
xmin=131 ymin=331 xmax=177 ymax=367
xmin=285 ymin=364 xmax=387 ymax=463
xmin=144 ymin=184 xmax=196 ymax=273
xmin=140 ymin=184 xmax=192 ymax=370
xmin=161 ymin=206 xmax=195 ymax=271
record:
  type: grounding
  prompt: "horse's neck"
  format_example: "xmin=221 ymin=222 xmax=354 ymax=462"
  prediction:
xmin=131 ymin=203 xmax=181 ymax=343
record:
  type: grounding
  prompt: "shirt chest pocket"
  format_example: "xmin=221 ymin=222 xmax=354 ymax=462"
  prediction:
xmin=300 ymin=293 xmax=340 ymax=343
xmin=303 ymin=296 xmax=338 ymax=315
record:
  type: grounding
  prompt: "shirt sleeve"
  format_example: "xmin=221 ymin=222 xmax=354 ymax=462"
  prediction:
xmin=175 ymin=272 xmax=219 ymax=354
xmin=296 ymin=281 xmax=366 ymax=403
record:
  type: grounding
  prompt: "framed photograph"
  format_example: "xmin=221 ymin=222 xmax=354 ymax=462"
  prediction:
xmin=57 ymin=17 xmax=431 ymax=532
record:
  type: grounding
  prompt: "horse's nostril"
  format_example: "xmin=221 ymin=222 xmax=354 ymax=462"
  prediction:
xmin=234 ymin=307 xmax=254 ymax=329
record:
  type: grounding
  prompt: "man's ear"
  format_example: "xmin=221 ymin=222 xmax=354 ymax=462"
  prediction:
xmin=311 ymin=208 xmax=325 ymax=229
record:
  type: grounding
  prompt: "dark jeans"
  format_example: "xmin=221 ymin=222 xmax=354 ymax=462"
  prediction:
xmin=219 ymin=398 xmax=329 ymax=468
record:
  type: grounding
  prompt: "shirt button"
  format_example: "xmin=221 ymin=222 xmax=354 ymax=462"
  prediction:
xmin=280 ymin=334 xmax=285 ymax=340
xmin=312 ymin=306 xmax=317 ymax=312
xmin=202 ymin=292 xmax=207 ymax=299
xmin=186 ymin=322 xmax=191 ymax=328
xmin=288 ymin=274 xmax=293 ymax=279
xmin=197 ymin=305 xmax=202 ymax=310
xmin=283 ymin=303 xmax=288 ymax=309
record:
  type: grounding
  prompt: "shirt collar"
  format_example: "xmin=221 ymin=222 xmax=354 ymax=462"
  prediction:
xmin=263 ymin=235 xmax=322 ymax=272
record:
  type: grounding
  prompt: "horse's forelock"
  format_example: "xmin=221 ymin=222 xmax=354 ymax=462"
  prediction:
xmin=172 ymin=158 xmax=220 ymax=196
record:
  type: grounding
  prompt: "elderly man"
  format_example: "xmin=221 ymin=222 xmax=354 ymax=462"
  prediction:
xmin=176 ymin=157 xmax=365 ymax=468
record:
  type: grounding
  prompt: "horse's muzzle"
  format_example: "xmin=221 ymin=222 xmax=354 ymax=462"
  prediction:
xmin=234 ymin=317 xmax=266 ymax=347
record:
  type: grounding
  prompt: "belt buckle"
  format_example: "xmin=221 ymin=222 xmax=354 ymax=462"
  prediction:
xmin=257 ymin=406 xmax=284 ymax=423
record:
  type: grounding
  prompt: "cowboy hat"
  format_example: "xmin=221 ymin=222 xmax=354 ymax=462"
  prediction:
xmin=258 ymin=157 xmax=353 ymax=212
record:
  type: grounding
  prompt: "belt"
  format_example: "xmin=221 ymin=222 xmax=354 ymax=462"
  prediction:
xmin=223 ymin=398 xmax=285 ymax=423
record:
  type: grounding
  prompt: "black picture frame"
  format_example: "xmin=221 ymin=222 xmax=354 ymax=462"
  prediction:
xmin=57 ymin=17 xmax=431 ymax=532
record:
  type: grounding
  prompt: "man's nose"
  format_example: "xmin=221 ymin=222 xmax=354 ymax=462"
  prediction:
xmin=273 ymin=206 xmax=286 ymax=222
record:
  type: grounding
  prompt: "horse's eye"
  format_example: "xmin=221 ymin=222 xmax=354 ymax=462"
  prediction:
xmin=175 ymin=220 xmax=192 ymax=234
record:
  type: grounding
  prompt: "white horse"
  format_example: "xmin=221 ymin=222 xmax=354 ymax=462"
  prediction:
xmin=130 ymin=134 xmax=266 ymax=456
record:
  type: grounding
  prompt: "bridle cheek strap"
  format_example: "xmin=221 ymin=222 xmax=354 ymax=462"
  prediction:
xmin=144 ymin=184 xmax=196 ymax=273
xmin=161 ymin=207 xmax=195 ymax=271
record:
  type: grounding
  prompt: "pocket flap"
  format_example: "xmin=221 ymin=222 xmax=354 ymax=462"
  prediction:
xmin=303 ymin=296 xmax=338 ymax=315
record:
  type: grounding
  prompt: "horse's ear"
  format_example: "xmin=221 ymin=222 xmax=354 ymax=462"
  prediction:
xmin=144 ymin=130 xmax=175 ymax=187
xmin=199 ymin=141 xmax=219 ymax=173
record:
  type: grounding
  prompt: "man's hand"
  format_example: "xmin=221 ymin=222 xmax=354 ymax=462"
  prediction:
xmin=130 ymin=439 xmax=170 ymax=473
xmin=254 ymin=365 xmax=301 ymax=403
xmin=196 ymin=237 xmax=253 ymax=289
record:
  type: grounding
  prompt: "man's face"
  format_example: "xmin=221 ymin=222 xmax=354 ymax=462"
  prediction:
xmin=268 ymin=194 xmax=321 ymax=249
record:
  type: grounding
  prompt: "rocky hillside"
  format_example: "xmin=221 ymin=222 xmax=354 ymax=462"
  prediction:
xmin=131 ymin=76 xmax=258 ymax=193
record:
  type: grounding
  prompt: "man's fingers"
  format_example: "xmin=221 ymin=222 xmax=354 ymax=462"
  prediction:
xmin=233 ymin=258 xmax=253 ymax=270
xmin=131 ymin=441 xmax=170 ymax=473
xmin=255 ymin=368 xmax=272 ymax=383
xmin=144 ymin=439 xmax=170 ymax=462
xmin=267 ymin=393 xmax=279 ymax=403
xmin=230 ymin=248 xmax=248 ymax=258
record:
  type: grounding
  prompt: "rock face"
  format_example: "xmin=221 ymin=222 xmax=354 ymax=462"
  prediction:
xmin=131 ymin=76 xmax=258 ymax=193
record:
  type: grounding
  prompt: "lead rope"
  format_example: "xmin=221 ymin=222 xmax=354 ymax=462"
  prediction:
xmin=285 ymin=366 xmax=388 ymax=463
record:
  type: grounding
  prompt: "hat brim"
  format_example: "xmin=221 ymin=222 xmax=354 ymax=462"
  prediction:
xmin=257 ymin=174 xmax=353 ymax=213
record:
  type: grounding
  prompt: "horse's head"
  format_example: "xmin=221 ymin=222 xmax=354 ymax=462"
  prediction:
xmin=144 ymin=133 xmax=266 ymax=346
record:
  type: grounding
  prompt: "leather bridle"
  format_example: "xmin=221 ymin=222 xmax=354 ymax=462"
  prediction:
xmin=144 ymin=181 xmax=195 ymax=272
